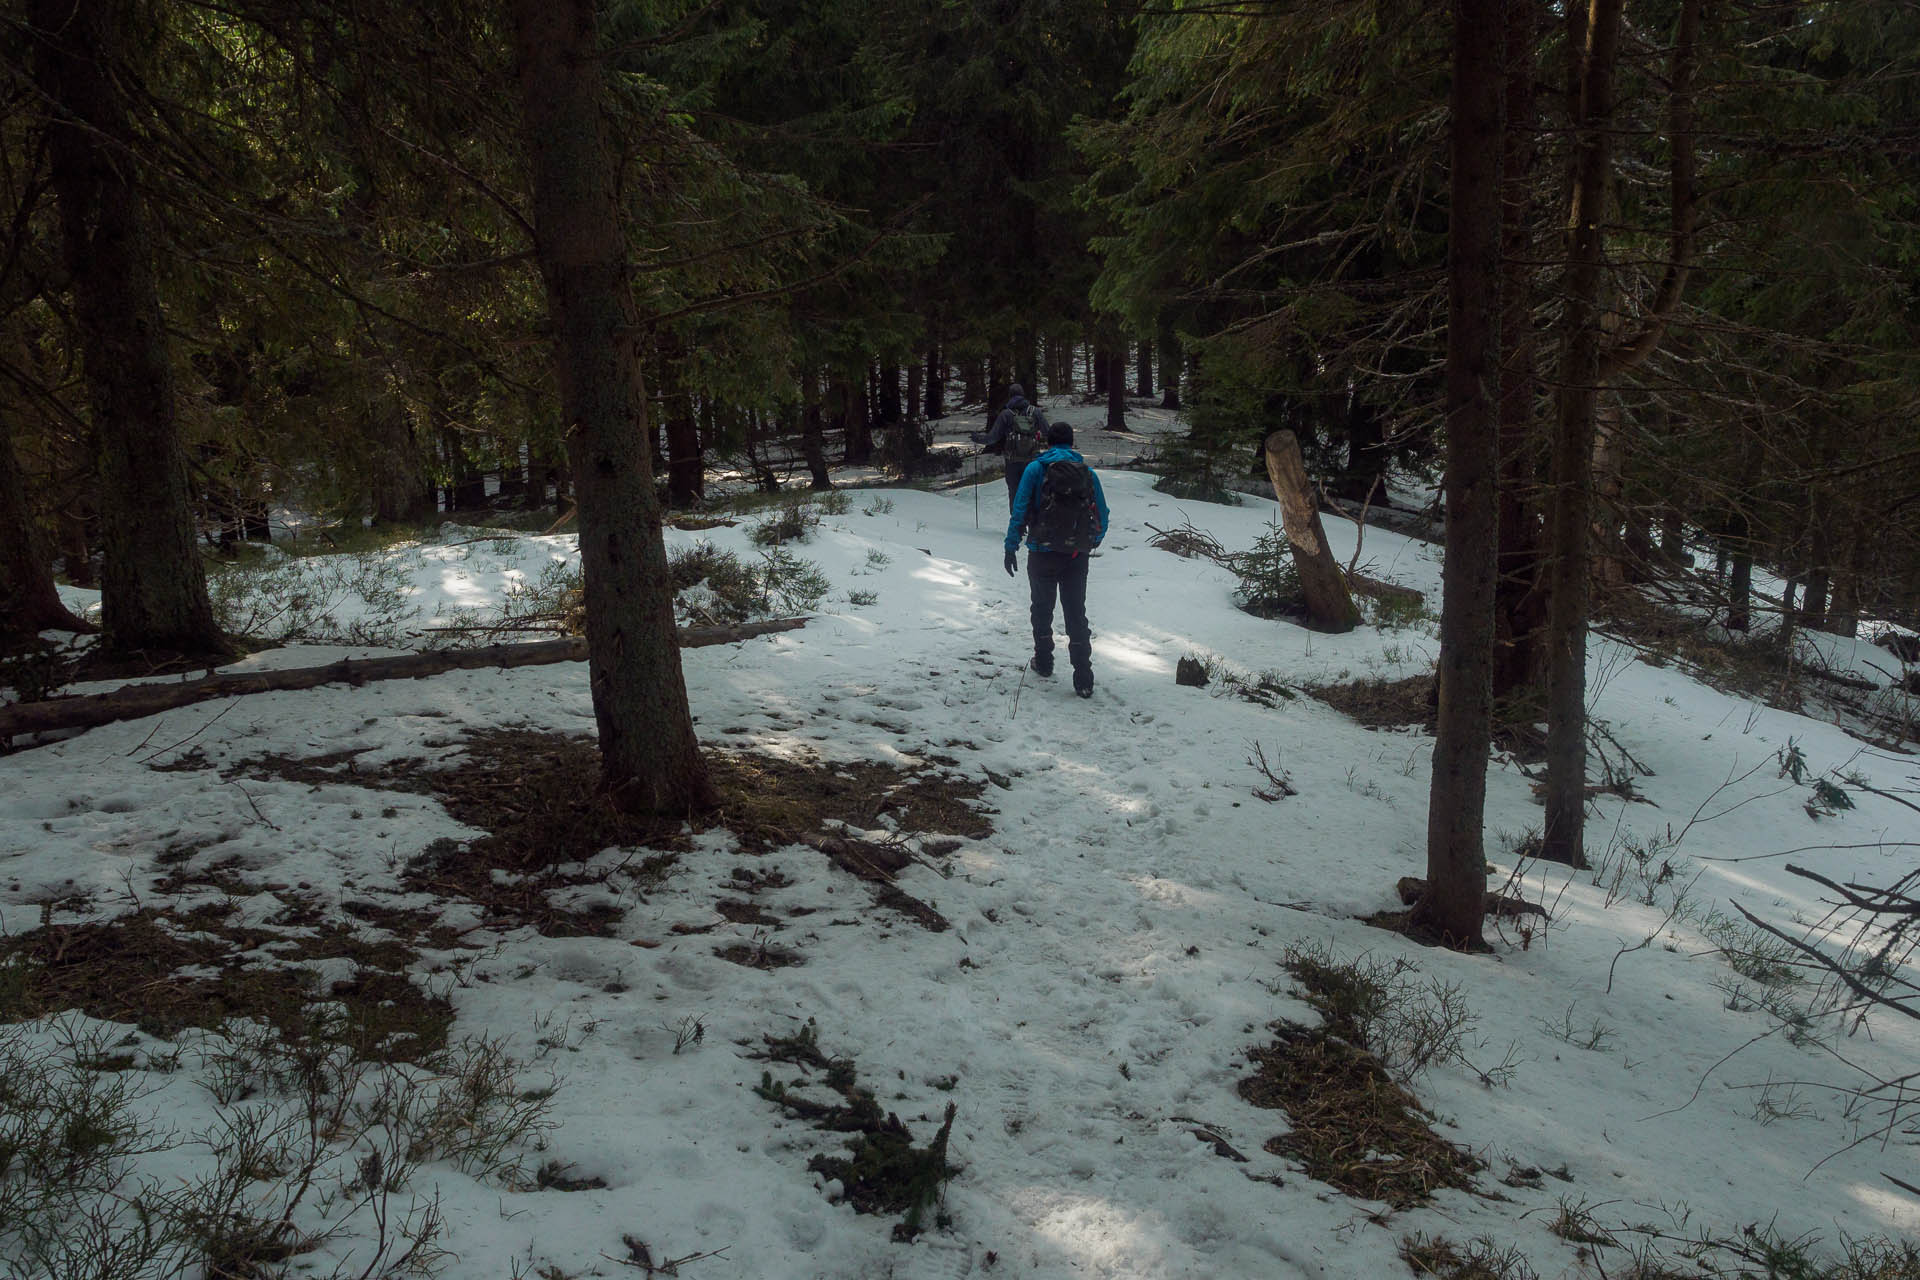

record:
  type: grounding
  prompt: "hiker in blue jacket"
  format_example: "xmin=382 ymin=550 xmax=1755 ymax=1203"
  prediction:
xmin=1004 ymin=422 xmax=1110 ymax=698
xmin=971 ymin=384 xmax=1049 ymax=505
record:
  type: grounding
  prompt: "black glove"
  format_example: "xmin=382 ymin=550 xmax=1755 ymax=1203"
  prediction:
xmin=1004 ymin=549 xmax=1018 ymax=576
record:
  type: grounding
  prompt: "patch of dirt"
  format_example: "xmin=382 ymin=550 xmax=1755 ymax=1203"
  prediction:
xmin=0 ymin=908 xmax=450 ymax=1061
xmin=1239 ymin=1023 xmax=1480 ymax=1210
xmin=396 ymin=731 xmax=983 ymax=935
xmin=717 ymin=899 xmax=782 ymax=927
xmin=164 ymin=730 xmax=990 ymax=942
xmin=717 ymin=939 xmax=804 ymax=969
xmin=710 ymin=751 xmax=994 ymax=851
xmin=1306 ymin=674 xmax=1437 ymax=731
xmin=226 ymin=747 xmax=430 ymax=791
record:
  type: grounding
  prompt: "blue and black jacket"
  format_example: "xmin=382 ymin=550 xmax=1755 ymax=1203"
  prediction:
xmin=1004 ymin=446 xmax=1111 ymax=555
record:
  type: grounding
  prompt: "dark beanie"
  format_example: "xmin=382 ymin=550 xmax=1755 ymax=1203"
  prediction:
xmin=1007 ymin=383 xmax=1025 ymax=400
xmin=1047 ymin=422 xmax=1074 ymax=445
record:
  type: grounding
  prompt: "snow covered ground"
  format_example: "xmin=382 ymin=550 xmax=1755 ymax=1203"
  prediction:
xmin=5 ymin=451 xmax=1919 ymax=1279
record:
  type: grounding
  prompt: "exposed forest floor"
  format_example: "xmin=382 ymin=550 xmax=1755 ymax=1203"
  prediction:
xmin=4 ymin=397 xmax=1920 ymax=1280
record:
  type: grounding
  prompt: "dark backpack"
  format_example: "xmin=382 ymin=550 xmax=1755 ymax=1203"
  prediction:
xmin=1004 ymin=405 xmax=1047 ymax=470
xmin=1027 ymin=458 xmax=1100 ymax=552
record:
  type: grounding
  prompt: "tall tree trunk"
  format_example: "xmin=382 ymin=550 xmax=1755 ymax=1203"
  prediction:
xmin=1135 ymin=341 xmax=1152 ymax=397
xmin=924 ymin=346 xmax=944 ymax=419
xmin=34 ymin=0 xmax=225 ymax=658
xmin=904 ymin=363 xmax=921 ymax=422
xmin=801 ymin=374 xmax=832 ymax=490
xmin=370 ymin=395 xmax=432 ymax=524
xmin=660 ymin=347 xmax=702 ymax=507
xmin=1157 ymin=320 xmax=1182 ymax=410
xmin=745 ymin=409 xmax=779 ymax=493
xmin=1725 ymin=510 xmax=1752 ymax=632
xmin=1491 ymin=0 xmax=1544 ymax=707
xmin=1826 ymin=514 xmax=1865 ymax=637
xmin=1658 ymin=505 xmax=1683 ymax=564
xmin=59 ymin=500 xmax=92 ymax=589
xmin=839 ymin=367 xmax=872 ymax=464
xmin=1105 ymin=350 xmax=1126 ymax=433
xmin=1589 ymin=396 xmax=1629 ymax=590
xmin=509 ymin=0 xmax=714 ymax=814
xmin=879 ymin=362 xmax=903 ymax=423
xmin=523 ymin=444 xmax=549 ymax=511
xmin=1015 ymin=335 xmax=1037 ymax=402
xmin=1411 ymin=0 xmax=1503 ymax=951
xmin=1 ymin=414 xmax=88 ymax=640
xmin=961 ymin=357 xmax=984 ymax=405
xmin=1092 ymin=347 xmax=1108 ymax=394
xmin=1590 ymin=0 xmax=1701 ymax=593
xmin=1541 ymin=0 xmax=1625 ymax=870
xmin=1339 ymin=399 xmax=1388 ymax=502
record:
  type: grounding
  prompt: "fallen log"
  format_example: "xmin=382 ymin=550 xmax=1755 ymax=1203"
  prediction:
xmin=0 ymin=617 xmax=809 ymax=742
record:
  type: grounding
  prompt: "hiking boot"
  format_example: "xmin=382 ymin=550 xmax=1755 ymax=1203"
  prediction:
xmin=1029 ymin=656 xmax=1053 ymax=678
xmin=1073 ymin=671 xmax=1094 ymax=698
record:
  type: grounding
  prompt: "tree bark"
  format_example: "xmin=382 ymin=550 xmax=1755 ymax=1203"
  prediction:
xmin=801 ymin=375 xmax=832 ymax=490
xmin=1262 ymin=430 xmax=1359 ymax=634
xmin=1541 ymin=0 xmax=1624 ymax=870
xmin=1725 ymin=510 xmax=1752 ymax=632
xmin=838 ymin=367 xmax=872 ymax=464
xmin=509 ymin=0 xmax=715 ymax=814
xmin=33 ymin=0 xmax=226 ymax=659
xmin=370 ymin=396 xmax=433 ymax=525
xmin=1157 ymin=320 xmax=1182 ymax=410
xmin=1338 ymin=398 xmax=1388 ymax=502
xmin=0 ymin=619 xmax=809 ymax=743
xmin=1590 ymin=0 xmax=1701 ymax=591
xmin=1411 ymin=0 xmax=1503 ymax=951
xmin=1 ymin=414 xmax=88 ymax=640
xmin=1135 ymin=341 xmax=1153 ymax=397
xmin=1015 ymin=336 xmax=1038 ymax=403
xmin=660 ymin=348 xmax=703 ymax=508
xmin=1105 ymin=351 xmax=1126 ymax=432
xmin=1826 ymin=514 xmax=1865 ymax=637
xmin=1491 ymin=0 xmax=1543 ymax=708
xmin=924 ymin=346 xmax=944 ymax=419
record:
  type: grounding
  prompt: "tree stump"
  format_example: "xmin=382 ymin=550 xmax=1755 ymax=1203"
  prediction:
xmin=1262 ymin=431 xmax=1359 ymax=633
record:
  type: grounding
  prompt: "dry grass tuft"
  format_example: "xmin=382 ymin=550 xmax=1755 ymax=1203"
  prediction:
xmin=1239 ymin=1024 xmax=1481 ymax=1209
xmin=1400 ymin=1232 xmax=1538 ymax=1279
xmin=1306 ymin=674 xmax=1438 ymax=731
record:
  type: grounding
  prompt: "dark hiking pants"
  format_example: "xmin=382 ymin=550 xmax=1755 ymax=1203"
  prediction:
xmin=1027 ymin=549 xmax=1091 ymax=678
xmin=1004 ymin=460 xmax=1025 ymax=506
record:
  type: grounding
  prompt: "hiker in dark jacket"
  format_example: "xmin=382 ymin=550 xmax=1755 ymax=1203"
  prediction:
xmin=1004 ymin=422 xmax=1111 ymax=698
xmin=971 ymin=384 xmax=1049 ymax=505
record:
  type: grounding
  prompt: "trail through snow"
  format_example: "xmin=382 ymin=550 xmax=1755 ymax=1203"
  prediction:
xmin=5 ymin=442 xmax=1919 ymax=1279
